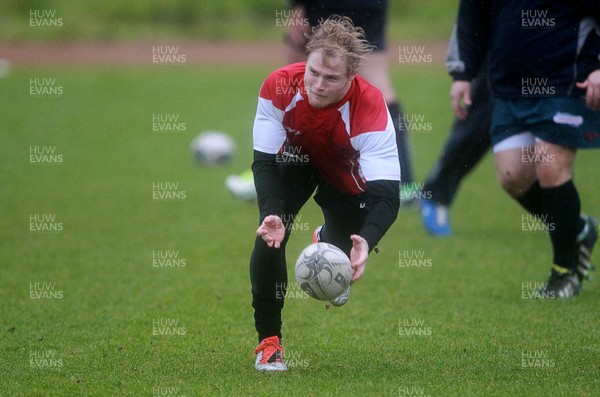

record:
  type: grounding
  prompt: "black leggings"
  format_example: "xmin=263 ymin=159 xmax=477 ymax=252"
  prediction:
xmin=250 ymin=162 xmax=368 ymax=342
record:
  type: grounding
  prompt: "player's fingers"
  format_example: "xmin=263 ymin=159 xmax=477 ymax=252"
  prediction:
xmin=589 ymin=84 xmax=600 ymax=110
xmin=451 ymin=95 xmax=466 ymax=120
xmin=463 ymin=88 xmax=472 ymax=107
xmin=450 ymin=81 xmax=471 ymax=120
xmin=266 ymin=214 xmax=281 ymax=225
xmin=257 ymin=219 xmax=271 ymax=235
xmin=351 ymin=265 xmax=364 ymax=282
xmin=352 ymin=252 xmax=367 ymax=267
xmin=457 ymin=90 xmax=471 ymax=120
xmin=350 ymin=233 xmax=366 ymax=245
xmin=576 ymin=81 xmax=587 ymax=91
xmin=450 ymin=94 xmax=460 ymax=116
xmin=585 ymin=86 xmax=593 ymax=109
xmin=350 ymin=236 xmax=367 ymax=262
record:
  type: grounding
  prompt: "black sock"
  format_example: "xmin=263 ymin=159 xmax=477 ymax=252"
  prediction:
xmin=258 ymin=333 xmax=282 ymax=344
xmin=541 ymin=180 xmax=584 ymax=270
xmin=515 ymin=180 xmax=544 ymax=219
xmin=388 ymin=101 xmax=414 ymax=184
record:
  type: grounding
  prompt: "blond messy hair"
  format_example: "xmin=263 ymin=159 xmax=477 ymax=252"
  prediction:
xmin=305 ymin=15 xmax=374 ymax=77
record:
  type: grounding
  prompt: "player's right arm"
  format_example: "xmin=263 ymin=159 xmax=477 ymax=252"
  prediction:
xmin=252 ymin=148 xmax=285 ymax=248
xmin=252 ymin=74 xmax=289 ymax=245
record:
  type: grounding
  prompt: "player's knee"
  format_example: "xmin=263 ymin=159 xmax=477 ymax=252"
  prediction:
xmin=536 ymin=162 xmax=572 ymax=188
xmin=497 ymin=171 xmax=529 ymax=198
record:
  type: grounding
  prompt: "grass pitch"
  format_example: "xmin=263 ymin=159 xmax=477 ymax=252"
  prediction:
xmin=1 ymin=63 xmax=599 ymax=396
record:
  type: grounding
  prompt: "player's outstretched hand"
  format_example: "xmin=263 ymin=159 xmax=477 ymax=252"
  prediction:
xmin=450 ymin=80 xmax=472 ymax=121
xmin=349 ymin=234 xmax=369 ymax=283
xmin=256 ymin=215 xmax=285 ymax=248
xmin=576 ymin=69 xmax=600 ymax=111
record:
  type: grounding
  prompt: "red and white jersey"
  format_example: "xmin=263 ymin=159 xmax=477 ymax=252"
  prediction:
xmin=253 ymin=62 xmax=401 ymax=195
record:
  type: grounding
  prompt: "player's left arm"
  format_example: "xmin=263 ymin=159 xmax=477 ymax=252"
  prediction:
xmin=349 ymin=110 xmax=401 ymax=282
xmin=360 ymin=179 xmax=400 ymax=253
xmin=349 ymin=178 xmax=400 ymax=283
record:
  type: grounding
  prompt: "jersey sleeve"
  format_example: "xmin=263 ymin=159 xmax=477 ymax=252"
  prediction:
xmin=253 ymin=76 xmax=287 ymax=155
xmin=350 ymin=106 xmax=401 ymax=183
xmin=359 ymin=179 xmax=400 ymax=251
xmin=251 ymin=69 xmax=294 ymax=218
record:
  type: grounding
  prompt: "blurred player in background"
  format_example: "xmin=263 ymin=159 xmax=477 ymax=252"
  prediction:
xmin=250 ymin=16 xmax=400 ymax=371
xmin=452 ymin=0 xmax=599 ymax=297
xmin=419 ymin=36 xmax=492 ymax=236
xmin=227 ymin=0 xmax=418 ymax=205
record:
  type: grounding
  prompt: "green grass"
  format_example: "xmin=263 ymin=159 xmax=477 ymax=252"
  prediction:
xmin=1 ymin=63 xmax=600 ymax=396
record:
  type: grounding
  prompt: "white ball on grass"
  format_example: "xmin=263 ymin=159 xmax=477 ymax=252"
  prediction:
xmin=191 ymin=130 xmax=236 ymax=166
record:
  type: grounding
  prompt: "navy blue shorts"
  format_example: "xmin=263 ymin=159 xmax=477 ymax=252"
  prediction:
xmin=491 ymin=97 xmax=600 ymax=150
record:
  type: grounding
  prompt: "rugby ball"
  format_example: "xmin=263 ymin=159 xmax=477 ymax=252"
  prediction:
xmin=295 ymin=242 xmax=352 ymax=301
xmin=191 ymin=130 xmax=236 ymax=165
